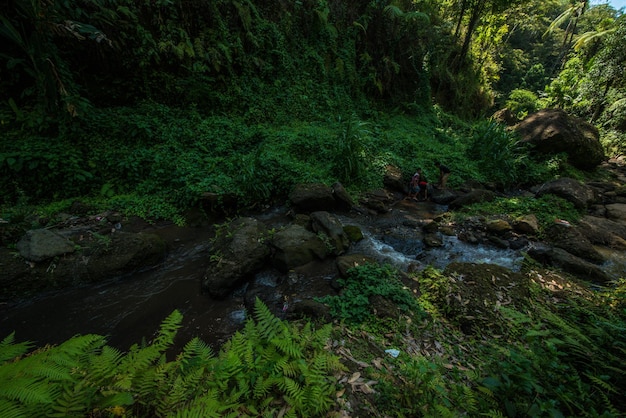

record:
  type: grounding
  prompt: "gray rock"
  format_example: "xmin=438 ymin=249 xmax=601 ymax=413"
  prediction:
xmin=535 ymin=177 xmax=596 ymax=210
xmin=605 ymin=203 xmax=626 ymax=223
xmin=448 ymin=189 xmax=496 ymax=210
xmin=513 ymin=214 xmax=539 ymax=235
xmin=17 ymin=229 xmax=76 ymax=262
xmin=289 ymin=183 xmax=336 ymax=213
xmin=383 ymin=165 xmax=407 ymax=193
xmin=270 ymin=224 xmax=328 ymax=272
xmin=578 ymin=215 xmax=626 ymax=249
xmin=336 ymin=254 xmax=377 ymax=277
xmin=514 ymin=108 xmax=605 ymax=170
xmin=310 ymin=211 xmax=350 ymax=256
xmin=332 ymin=182 xmax=354 ymax=211
xmin=544 ymin=223 xmax=605 ymax=264
xmin=203 ymin=217 xmax=270 ymax=299
xmin=527 ymin=244 xmax=611 ymax=284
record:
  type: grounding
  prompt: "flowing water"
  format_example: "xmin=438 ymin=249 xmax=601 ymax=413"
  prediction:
xmin=0 ymin=203 xmax=535 ymax=351
xmin=0 ymin=235 xmax=246 ymax=351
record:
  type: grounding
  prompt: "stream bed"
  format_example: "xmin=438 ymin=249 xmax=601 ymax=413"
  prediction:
xmin=0 ymin=203 xmax=532 ymax=351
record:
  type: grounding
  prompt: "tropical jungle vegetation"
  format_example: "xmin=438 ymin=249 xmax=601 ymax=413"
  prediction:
xmin=1 ymin=0 xmax=626 ymax=416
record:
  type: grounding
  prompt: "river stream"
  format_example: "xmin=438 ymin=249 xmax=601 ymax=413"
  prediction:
xmin=0 ymin=203 xmax=547 ymax=352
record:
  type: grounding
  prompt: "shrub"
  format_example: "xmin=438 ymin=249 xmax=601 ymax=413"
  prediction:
xmin=506 ymin=89 xmax=539 ymax=119
xmin=317 ymin=263 xmax=424 ymax=323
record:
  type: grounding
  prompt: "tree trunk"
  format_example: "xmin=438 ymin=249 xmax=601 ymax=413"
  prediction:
xmin=454 ymin=0 xmax=469 ymax=39
xmin=455 ymin=0 xmax=486 ymax=70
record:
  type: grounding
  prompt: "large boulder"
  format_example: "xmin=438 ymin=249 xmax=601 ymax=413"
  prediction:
xmin=359 ymin=189 xmax=395 ymax=214
xmin=514 ymin=108 xmax=605 ymax=170
xmin=578 ymin=215 xmax=626 ymax=249
xmin=383 ymin=165 xmax=407 ymax=193
xmin=310 ymin=211 xmax=350 ymax=256
xmin=17 ymin=229 xmax=76 ymax=262
xmin=448 ymin=189 xmax=496 ymax=210
xmin=203 ymin=217 xmax=270 ymax=299
xmin=527 ymin=244 xmax=611 ymax=284
xmin=605 ymin=203 xmax=626 ymax=223
xmin=491 ymin=108 xmax=519 ymax=126
xmin=3 ymin=229 xmax=167 ymax=299
xmin=289 ymin=183 xmax=336 ymax=213
xmin=535 ymin=177 xmax=596 ymax=210
xmin=331 ymin=182 xmax=354 ymax=211
xmin=270 ymin=224 xmax=329 ymax=272
xmin=543 ymin=223 xmax=605 ymax=264
xmin=336 ymin=254 xmax=377 ymax=277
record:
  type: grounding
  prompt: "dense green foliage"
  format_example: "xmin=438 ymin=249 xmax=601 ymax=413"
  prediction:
xmin=317 ymin=263 xmax=425 ymax=323
xmin=1 ymin=0 xmax=625 ymax=219
xmin=458 ymin=194 xmax=583 ymax=233
xmin=0 ymin=299 xmax=342 ymax=417
xmin=1 ymin=0 xmax=626 ymax=416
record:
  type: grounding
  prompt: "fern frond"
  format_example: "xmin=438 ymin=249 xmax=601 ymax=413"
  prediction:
xmin=272 ymin=337 xmax=302 ymax=359
xmin=254 ymin=298 xmax=287 ymax=341
xmin=586 ymin=373 xmax=617 ymax=393
xmin=152 ymin=310 xmax=183 ymax=351
xmin=279 ymin=377 xmax=304 ymax=407
xmin=278 ymin=359 xmax=300 ymax=378
xmin=0 ymin=399 xmax=27 ymax=418
xmin=0 ymin=333 xmax=32 ymax=364
xmin=252 ymin=376 xmax=275 ymax=399
xmin=0 ymin=377 xmax=54 ymax=405
xmin=384 ymin=5 xmax=403 ymax=19
xmin=177 ymin=337 xmax=214 ymax=372
xmin=87 ymin=345 xmax=124 ymax=382
xmin=49 ymin=384 xmax=89 ymax=417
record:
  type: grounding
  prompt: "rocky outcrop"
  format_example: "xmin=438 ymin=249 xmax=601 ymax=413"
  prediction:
xmin=289 ymin=183 xmax=337 ymax=213
xmin=514 ymin=108 xmax=605 ymax=170
xmin=383 ymin=165 xmax=407 ymax=193
xmin=310 ymin=211 xmax=350 ymax=256
xmin=2 ymin=228 xmax=167 ymax=299
xmin=288 ymin=182 xmax=355 ymax=214
xmin=448 ymin=189 xmax=497 ymax=210
xmin=202 ymin=217 xmax=270 ymax=299
xmin=270 ymin=224 xmax=329 ymax=273
xmin=544 ymin=223 xmax=604 ymax=264
xmin=605 ymin=203 xmax=626 ymax=223
xmin=336 ymin=254 xmax=377 ymax=277
xmin=491 ymin=108 xmax=519 ymax=126
xmin=527 ymin=244 xmax=611 ymax=284
xmin=332 ymin=182 xmax=354 ymax=211
xmin=577 ymin=216 xmax=626 ymax=250
xmin=535 ymin=177 xmax=596 ymax=210
xmin=17 ymin=229 xmax=76 ymax=262
xmin=512 ymin=214 xmax=539 ymax=236
xmin=359 ymin=189 xmax=395 ymax=214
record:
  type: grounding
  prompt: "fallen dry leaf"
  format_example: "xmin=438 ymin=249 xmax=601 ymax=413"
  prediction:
xmin=348 ymin=372 xmax=361 ymax=383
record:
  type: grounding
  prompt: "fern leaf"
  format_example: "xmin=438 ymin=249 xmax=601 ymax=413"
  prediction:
xmin=152 ymin=310 xmax=183 ymax=351
xmin=384 ymin=5 xmax=404 ymax=19
xmin=0 ymin=399 xmax=27 ymax=418
xmin=0 ymin=333 xmax=32 ymax=364
xmin=254 ymin=298 xmax=286 ymax=341
xmin=177 ymin=337 xmax=214 ymax=372
xmin=272 ymin=337 xmax=302 ymax=359
xmin=0 ymin=377 xmax=54 ymax=405
xmin=280 ymin=377 xmax=304 ymax=407
xmin=252 ymin=376 xmax=274 ymax=399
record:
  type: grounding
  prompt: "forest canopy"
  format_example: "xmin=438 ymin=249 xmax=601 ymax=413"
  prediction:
xmin=0 ymin=0 xmax=625 ymax=210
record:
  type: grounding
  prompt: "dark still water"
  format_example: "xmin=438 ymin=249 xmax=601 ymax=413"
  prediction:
xmin=0 ymin=235 xmax=247 ymax=352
